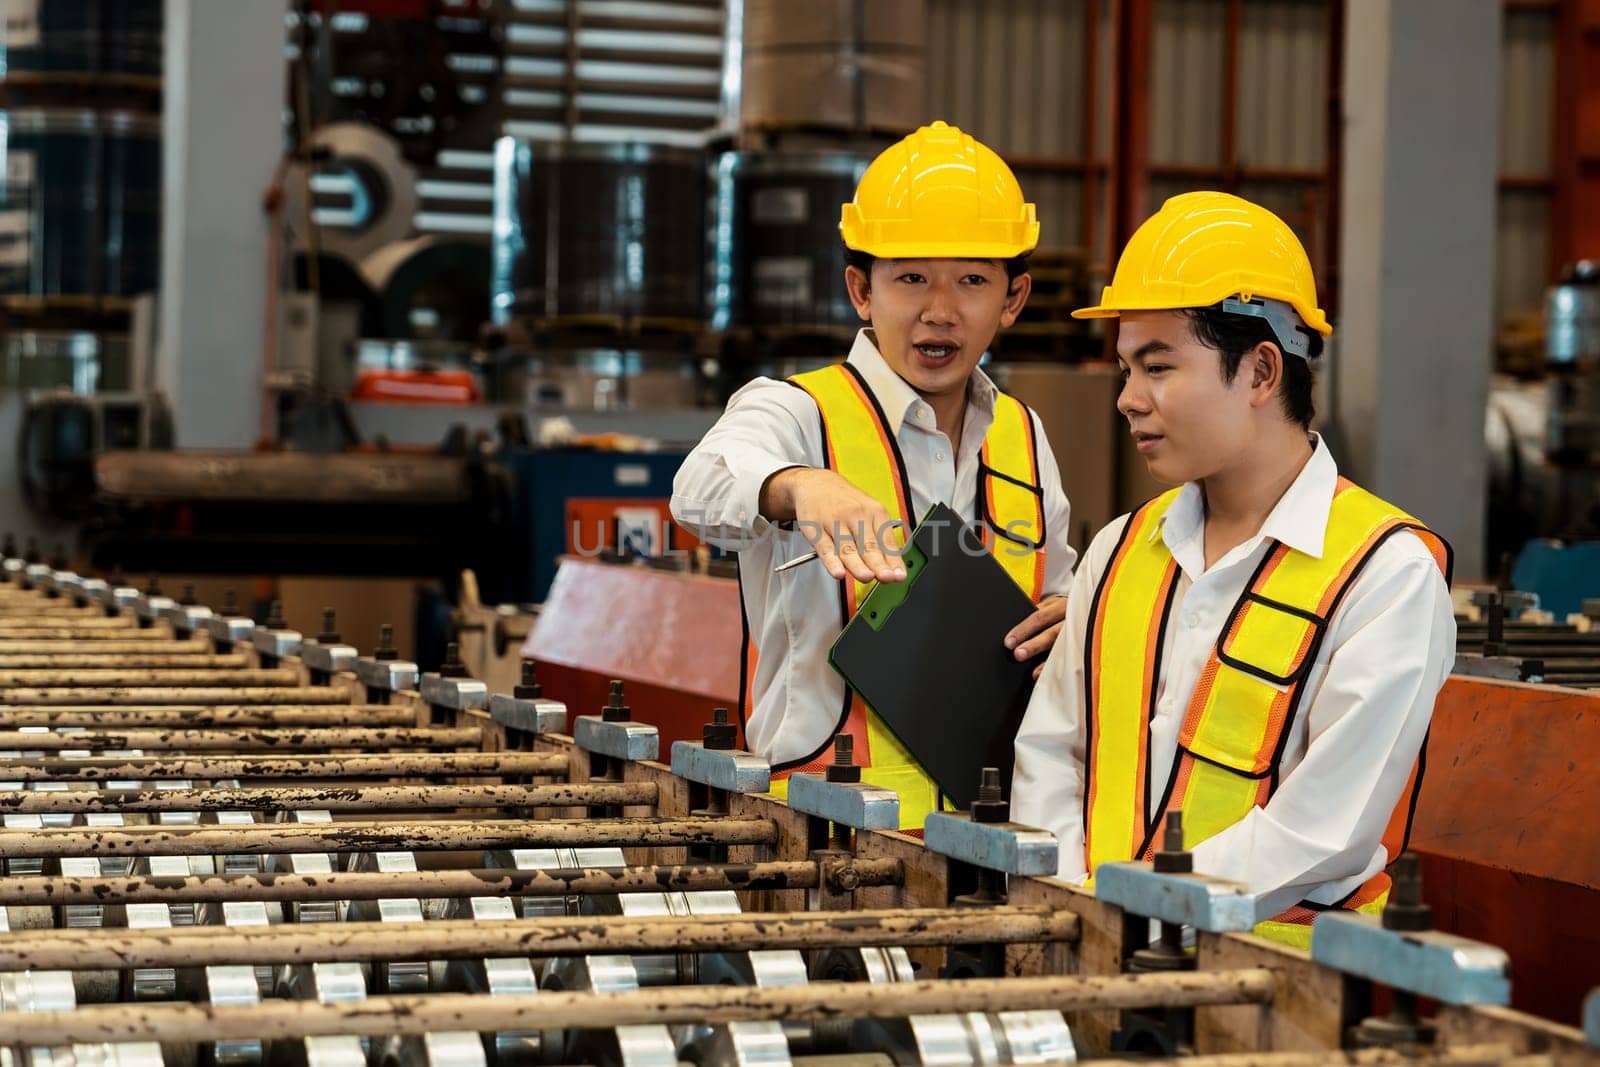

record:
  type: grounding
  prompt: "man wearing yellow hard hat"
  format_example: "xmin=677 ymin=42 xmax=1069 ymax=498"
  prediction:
xmin=673 ymin=121 xmax=1079 ymax=829
xmin=1011 ymin=191 xmax=1456 ymax=947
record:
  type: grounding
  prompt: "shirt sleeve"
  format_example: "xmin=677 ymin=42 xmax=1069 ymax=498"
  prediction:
xmin=1029 ymin=410 xmax=1079 ymax=598
xmin=670 ymin=378 xmax=823 ymax=550
xmin=1188 ymin=534 xmax=1457 ymax=919
xmin=1010 ymin=516 xmax=1129 ymax=881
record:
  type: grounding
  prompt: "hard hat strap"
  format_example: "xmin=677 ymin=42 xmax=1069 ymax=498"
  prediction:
xmin=1220 ymin=296 xmax=1314 ymax=361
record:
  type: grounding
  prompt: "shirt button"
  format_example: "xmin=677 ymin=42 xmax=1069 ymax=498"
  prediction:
xmin=1183 ymin=612 xmax=1201 ymax=628
xmin=935 ymin=452 xmax=946 ymax=462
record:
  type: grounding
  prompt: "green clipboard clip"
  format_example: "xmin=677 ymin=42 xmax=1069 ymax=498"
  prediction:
xmin=854 ymin=506 xmax=937 ymax=632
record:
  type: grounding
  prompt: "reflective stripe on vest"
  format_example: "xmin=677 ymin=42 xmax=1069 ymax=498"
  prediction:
xmin=1083 ymin=477 xmax=1452 ymax=941
xmin=739 ymin=362 xmax=1047 ymax=830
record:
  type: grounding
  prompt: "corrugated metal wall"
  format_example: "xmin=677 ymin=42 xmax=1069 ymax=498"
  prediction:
xmin=926 ymin=0 xmax=1557 ymax=324
xmin=926 ymin=0 xmax=1103 ymax=252
xmin=1499 ymin=3 xmax=1556 ymax=319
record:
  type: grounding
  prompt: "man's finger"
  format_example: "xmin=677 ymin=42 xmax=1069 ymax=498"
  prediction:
xmin=1005 ymin=597 xmax=1066 ymax=649
xmin=833 ymin=530 xmax=878 ymax=583
xmin=1014 ymin=621 xmax=1064 ymax=662
xmin=812 ymin=532 xmax=847 ymax=581
xmin=1005 ymin=608 xmax=1050 ymax=649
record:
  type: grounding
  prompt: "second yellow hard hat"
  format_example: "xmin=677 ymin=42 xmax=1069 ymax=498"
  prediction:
xmin=1075 ymin=190 xmax=1332 ymax=338
xmin=840 ymin=120 xmax=1039 ymax=260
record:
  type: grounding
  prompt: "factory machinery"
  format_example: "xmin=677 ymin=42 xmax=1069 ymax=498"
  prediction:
xmin=0 ymin=564 xmax=1587 ymax=1066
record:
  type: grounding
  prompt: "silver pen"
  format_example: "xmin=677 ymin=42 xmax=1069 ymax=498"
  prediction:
xmin=772 ymin=551 xmax=820 ymax=573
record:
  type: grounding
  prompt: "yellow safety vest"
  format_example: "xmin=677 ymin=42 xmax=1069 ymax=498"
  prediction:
xmin=739 ymin=361 xmax=1049 ymax=830
xmin=1083 ymin=478 xmax=1451 ymax=947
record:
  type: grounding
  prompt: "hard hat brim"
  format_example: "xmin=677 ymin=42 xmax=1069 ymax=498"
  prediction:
xmin=843 ymin=240 xmax=1039 ymax=261
xmin=1071 ymin=292 xmax=1333 ymax=337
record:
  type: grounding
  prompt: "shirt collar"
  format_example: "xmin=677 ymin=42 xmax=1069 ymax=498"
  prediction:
xmin=1153 ymin=433 xmax=1338 ymax=561
xmin=844 ymin=328 xmax=999 ymax=436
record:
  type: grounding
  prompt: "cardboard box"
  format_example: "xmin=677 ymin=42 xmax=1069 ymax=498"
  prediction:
xmin=743 ymin=0 xmax=928 ymax=49
xmin=741 ymin=49 xmax=925 ymax=133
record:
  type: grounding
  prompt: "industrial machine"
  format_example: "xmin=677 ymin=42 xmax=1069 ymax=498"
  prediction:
xmin=0 ymin=557 xmax=1585 ymax=1066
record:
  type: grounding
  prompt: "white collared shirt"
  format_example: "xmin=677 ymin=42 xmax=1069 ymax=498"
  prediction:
xmin=671 ymin=329 xmax=1077 ymax=766
xmin=1012 ymin=435 xmax=1455 ymax=919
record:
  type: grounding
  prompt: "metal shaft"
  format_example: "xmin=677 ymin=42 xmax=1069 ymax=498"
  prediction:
xmin=0 ymin=751 xmax=567 ymax=781
xmin=0 ymin=816 xmax=776 ymax=858
xmin=0 ymin=706 xmax=415 ymax=728
xmin=0 ymin=639 xmax=212 ymax=654
xmin=0 ymin=687 xmax=351 ymax=707
xmin=1171 ymin=1048 xmax=1523 ymax=1067
xmin=0 ymin=781 xmax=655 ymax=814
xmin=0 ymin=971 xmax=1271 ymax=1045
xmin=0 ymin=669 xmax=299 ymax=688
xmin=0 ymin=616 xmax=134 ymax=630
xmin=0 ymin=905 xmax=1078 ymax=969
xmin=0 ymin=858 xmax=902 ymax=906
xmin=0 ymin=654 xmax=252 ymax=668
xmin=0 ymin=726 xmax=478 ymax=750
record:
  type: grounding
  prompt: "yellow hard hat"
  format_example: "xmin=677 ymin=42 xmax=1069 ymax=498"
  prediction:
xmin=1075 ymin=191 xmax=1332 ymax=338
xmin=840 ymin=120 xmax=1039 ymax=260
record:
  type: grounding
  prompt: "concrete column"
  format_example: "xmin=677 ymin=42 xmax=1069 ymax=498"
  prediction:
xmin=157 ymin=0 xmax=287 ymax=448
xmin=1335 ymin=0 xmax=1500 ymax=579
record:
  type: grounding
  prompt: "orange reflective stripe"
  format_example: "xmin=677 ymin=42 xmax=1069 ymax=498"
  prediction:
xmin=1085 ymin=492 xmax=1182 ymax=872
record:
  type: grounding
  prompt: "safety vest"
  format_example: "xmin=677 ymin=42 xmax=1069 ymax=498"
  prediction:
xmin=1083 ymin=478 xmax=1452 ymax=948
xmin=738 ymin=361 xmax=1049 ymax=830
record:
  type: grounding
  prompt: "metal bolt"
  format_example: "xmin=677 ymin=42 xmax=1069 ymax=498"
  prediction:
xmin=222 ymin=589 xmax=238 ymax=615
xmin=825 ymin=732 xmax=861 ymax=784
xmin=977 ymin=767 xmax=1002 ymax=806
xmin=374 ymin=624 xmax=398 ymax=661
xmin=1381 ymin=853 xmax=1433 ymax=933
xmin=1153 ymin=811 xmax=1193 ymax=874
xmin=602 ymin=679 xmax=630 ymax=722
xmin=515 ymin=660 xmax=542 ymax=700
xmin=266 ymin=601 xmax=286 ymax=629
xmin=970 ymin=766 xmax=1008 ymax=824
xmin=703 ymin=706 xmax=737 ymax=750
xmin=180 ymin=583 xmax=197 ymax=606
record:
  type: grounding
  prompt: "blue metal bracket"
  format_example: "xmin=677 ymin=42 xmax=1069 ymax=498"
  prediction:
xmin=670 ymin=741 xmax=770 ymax=794
xmin=923 ymin=813 xmax=1057 ymax=876
xmin=1093 ymin=861 xmax=1256 ymax=933
xmin=785 ymin=773 xmax=899 ymax=831
xmin=1311 ymin=912 xmax=1511 ymax=1006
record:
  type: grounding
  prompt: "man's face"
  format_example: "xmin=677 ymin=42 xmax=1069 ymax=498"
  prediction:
xmin=846 ymin=258 xmax=1030 ymax=401
xmin=1115 ymin=310 xmax=1259 ymax=485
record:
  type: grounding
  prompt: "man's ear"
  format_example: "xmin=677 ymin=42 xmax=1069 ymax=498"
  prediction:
xmin=1245 ymin=341 xmax=1284 ymax=409
xmin=999 ymin=272 xmax=1032 ymax=329
xmin=845 ymin=265 xmax=872 ymax=322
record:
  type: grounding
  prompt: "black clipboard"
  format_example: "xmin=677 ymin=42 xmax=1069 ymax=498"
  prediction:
xmin=827 ymin=501 xmax=1043 ymax=811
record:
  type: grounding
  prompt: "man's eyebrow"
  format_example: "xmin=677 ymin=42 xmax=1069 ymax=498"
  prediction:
xmin=1120 ymin=340 xmax=1174 ymax=364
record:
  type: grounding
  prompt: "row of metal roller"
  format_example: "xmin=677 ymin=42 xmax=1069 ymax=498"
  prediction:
xmin=0 ymin=563 xmax=1080 ymax=1066
xmin=0 ymin=558 xmax=1585 ymax=1066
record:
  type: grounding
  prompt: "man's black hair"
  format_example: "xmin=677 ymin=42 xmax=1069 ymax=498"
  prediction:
xmin=845 ymin=249 xmax=1030 ymax=289
xmin=1182 ymin=302 xmax=1321 ymax=429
